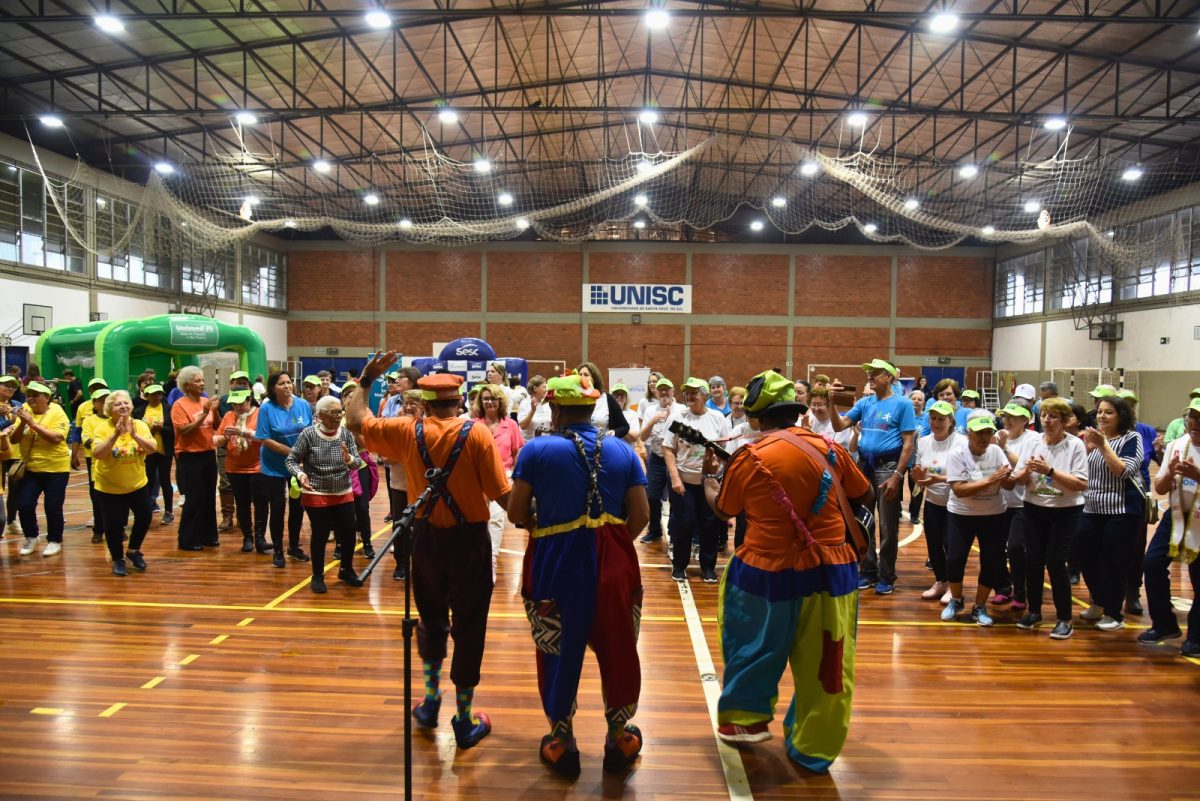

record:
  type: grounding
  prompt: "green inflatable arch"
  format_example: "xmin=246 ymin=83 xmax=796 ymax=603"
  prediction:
xmin=35 ymin=314 xmax=268 ymax=394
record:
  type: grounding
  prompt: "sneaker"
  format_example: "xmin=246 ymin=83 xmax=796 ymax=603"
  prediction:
xmin=971 ymin=604 xmax=994 ymax=627
xmin=940 ymin=588 xmax=954 ymax=604
xmin=393 ymin=564 xmax=408 ymax=580
xmin=287 ymin=548 xmax=311 ymax=562
xmin=941 ymin=598 xmax=963 ymax=622
xmin=1096 ymin=616 xmax=1125 ymax=631
xmin=1125 ymin=598 xmax=1144 ymax=616
xmin=19 ymin=537 xmax=37 ymax=556
xmin=42 ymin=541 xmax=61 ymax=557
xmin=151 ymin=504 xmax=161 ymax=513
xmin=702 ymin=568 xmax=718 ymax=583
xmin=1181 ymin=640 xmax=1200 ymax=658
xmin=6 ymin=521 xmax=22 ymax=537
xmin=921 ymin=581 xmax=950 ymax=600
xmin=272 ymin=552 xmax=286 ymax=568
xmin=603 ymin=724 xmax=644 ymax=773
xmin=640 ymin=533 xmax=662 ymax=544
xmin=112 ymin=559 xmax=127 ymax=577
xmin=540 ymin=734 xmax=581 ymax=779
xmin=1136 ymin=628 xmax=1182 ymax=645
xmin=1049 ymin=620 xmax=1074 ymax=640
xmin=412 ymin=694 xmax=441 ymax=728
xmin=1080 ymin=604 xmax=1103 ymax=621
xmin=128 ymin=551 xmax=147 ymax=571
xmin=1016 ymin=612 xmax=1043 ymax=630
xmin=338 ymin=569 xmax=364 ymax=587
xmin=160 ymin=512 xmax=175 ymax=525
xmin=990 ymin=591 xmax=1012 ymax=605
xmin=362 ymin=544 xmax=376 ymax=559
xmin=311 ymin=577 xmax=327 ymax=594
xmin=332 ymin=547 xmax=341 ymax=561
xmin=1011 ymin=599 xmax=1028 ymax=612
xmin=91 ymin=532 xmax=103 ymax=544
xmin=671 ymin=568 xmax=687 ymax=582
xmin=874 ymin=581 xmax=895 ymax=596
xmin=716 ymin=721 xmax=771 ymax=744
xmin=1069 ymin=571 xmax=1081 ymax=585
xmin=924 ymin=558 xmax=932 ymax=571
xmin=451 ymin=710 xmax=492 ymax=749
xmin=857 ymin=575 xmax=875 ymax=590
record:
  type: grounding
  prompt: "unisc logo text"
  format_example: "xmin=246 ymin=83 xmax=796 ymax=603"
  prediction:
xmin=583 ymin=283 xmax=692 ymax=313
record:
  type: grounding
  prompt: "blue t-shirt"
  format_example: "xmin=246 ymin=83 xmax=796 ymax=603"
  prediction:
xmin=955 ymin=406 xmax=973 ymax=434
xmin=1135 ymin=421 xmax=1156 ymax=488
xmin=915 ymin=412 xmax=931 ymax=438
xmin=706 ymin=397 xmax=731 ymax=416
xmin=255 ymin=399 xmax=314 ymax=478
xmin=512 ymin=423 xmax=647 ymax=531
xmin=845 ymin=392 xmax=917 ymax=462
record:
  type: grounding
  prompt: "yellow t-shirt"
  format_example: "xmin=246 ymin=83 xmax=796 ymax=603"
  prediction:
xmin=141 ymin=403 xmax=166 ymax=454
xmin=19 ymin=403 xmax=71 ymax=473
xmin=91 ymin=418 xmax=151 ymax=494
xmin=73 ymin=401 xmax=93 ymax=432
xmin=80 ymin=412 xmax=109 ymax=459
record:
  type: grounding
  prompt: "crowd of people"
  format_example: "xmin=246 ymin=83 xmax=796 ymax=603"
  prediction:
xmin=1 ymin=355 xmax=1198 ymax=775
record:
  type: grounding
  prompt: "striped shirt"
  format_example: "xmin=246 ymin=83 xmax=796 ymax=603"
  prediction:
xmin=1083 ymin=431 xmax=1144 ymax=515
xmin=285 ymin=425 xmax=364 ymax=496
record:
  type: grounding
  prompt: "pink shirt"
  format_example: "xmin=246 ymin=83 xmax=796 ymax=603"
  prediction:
xmin=475 ymin=416 xmax=523 ymax=472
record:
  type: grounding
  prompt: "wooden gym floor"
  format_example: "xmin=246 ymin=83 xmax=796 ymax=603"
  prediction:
xmin=0 ymin=474 xmax=1197 ymax=801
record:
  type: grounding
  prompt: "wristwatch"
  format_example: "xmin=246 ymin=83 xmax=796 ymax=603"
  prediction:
xmin=703 ymin=472 xmax=723 ymax=482
xmin=1047 ymin=467 xmax=1056 ymax=479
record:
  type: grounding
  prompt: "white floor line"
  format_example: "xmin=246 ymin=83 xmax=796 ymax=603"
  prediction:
xmin=675 ymin=577 xmax=754 ymax=801
xmin=898 ymin=524 xmax=924 ymax=548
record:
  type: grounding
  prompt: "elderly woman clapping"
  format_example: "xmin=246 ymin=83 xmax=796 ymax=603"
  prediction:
xmin=285 ymin=395 xmax=366 ymax=594
xmin=92 ymin=391 xmax=158 ymax=576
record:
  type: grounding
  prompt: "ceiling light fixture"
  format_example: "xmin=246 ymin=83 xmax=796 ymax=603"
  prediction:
xmin=94 ymin=14 xmax=124 ymax=33
xmin=364 ymin=10 xmax=391 ymax=29
xmin=1120 ymin=165 xmax=1144 ymax=182
xmin=634 ymin=193 xmax=649 ymax=207
xmin=1023 ymin=199 xmax=1041 ymax=213
xmin=904 ymin=198 xmax=920 ymax=210
xmin=633 ymin=219 xmax=647 ymax=230
xmin=399 ymin=218 xmax=414 ymax=230
xmin=800 ymin=161 xmax=819 ymax=177
xmin=771 ymin=196 xmax=787 ymax=208
xmin=636 ymin=159 xmax=654 ymax=173
xmin=497 ymin=191 xmax=514 ymax=206
xmin=864 ymin=223 xmax=878 ymax=234
xmin=364 ymin=193 xmax=380 ymax=206
xmin=958 ymin=164 xmax=979 ymax=179
xmin=235 ymin=111 xmax=257 ymax=125
xmin=638 ymin=109 xmax=659 ymax=125
xmin=313 ymin=160 xmax=331 ymax=174
xmin=1043 ymin=117 xmax=1067 ymax=131
xmin=981 ymin=225 xmax=996 ymax=236
xmin=154 ymin=162 xmax=174 ymax=175
xmin=473 ymin=158 xmax=492 ymax=174
xmin=645 ymin=9 xmax=670 ymax=30
xmin=516 ymin=218 xmax=531 ymax=230
xmin=243 ymin=195 xmax=260 ymax=206
xmin=437 ymin=108 xmax=458 ymax=124
xmin=284 ymin=219 xmax=297 ymax=228
xmin=750 ymin=220 xmax=765 ymax=232
xmin=39 ymin=115 xmax=64 ymax=128
xmin=928 ymin=12 xmax=959 ymax=34
xmin=847 ymin=112 xmax=868 ymax=128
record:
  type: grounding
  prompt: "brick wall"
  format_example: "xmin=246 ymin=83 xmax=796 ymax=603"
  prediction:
xmin=287 ymin=246 xmax=995 ymax=382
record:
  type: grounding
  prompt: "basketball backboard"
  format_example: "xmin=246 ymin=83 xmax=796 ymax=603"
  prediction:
xmin=23 ymin=303 xmax=52 ymax=336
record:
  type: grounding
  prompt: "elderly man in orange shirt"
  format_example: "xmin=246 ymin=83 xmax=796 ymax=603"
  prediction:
xmin=346 ymin=352 xmax=511 ymax=751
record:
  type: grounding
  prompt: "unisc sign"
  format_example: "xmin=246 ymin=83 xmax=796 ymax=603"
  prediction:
xmin=582 ymin=283 xmax=692 ymax=314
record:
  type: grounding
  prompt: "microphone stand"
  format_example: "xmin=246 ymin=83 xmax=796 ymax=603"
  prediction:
xmin=357 ymin=467 xmax=441 ymax=801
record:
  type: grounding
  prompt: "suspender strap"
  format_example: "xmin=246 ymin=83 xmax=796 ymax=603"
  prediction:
xmin=415 ymin=419 xmax=474 ymax=526
xmin=763 ymin=428 xmax=868 ymax=557
xmin=561 ymin=430 xmax=605 ymax=520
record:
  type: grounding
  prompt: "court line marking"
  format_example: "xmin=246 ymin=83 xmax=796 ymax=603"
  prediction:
xmin=236 ymin=617 xmax=255 ymax=626
xmin=98 ymin=702 xmax=126 ymax=718
xmin=261 ymin=521 xmax=393 ymax=609
xmin=675 ymin=578 xmax=754 ymax=801
xmin=141 ymin=676 xmax=165 ymax=689
xmin=178 ymin=654 xmax=199 ymax=666
xmin=209 ymin=635 xmax=229 ymax=645
xmin=30 ymin=707 xmax=66 ymax=715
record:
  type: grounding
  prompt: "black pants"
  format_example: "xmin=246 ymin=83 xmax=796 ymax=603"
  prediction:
xmin=1079 ymin=511 xmax=1142 ymax=622
xmin=947 ymin=511 xmax=1007 ymax=588
xmin=646 ymin=453 xmax=668 ymax=538
xmin=667 ymin=481 xmax=721 ymax=572
xmin=1144 ymin=514 xmax=1200 ymax=641
xmin=263 ymin=474 xmax=304 ymax=553
xmin=85 ymin=457 xmax=104 ymax=537
xmin=907 ymin=473 xmax=924 ymax=522
xmin=391 ymin=487 xmax=410 ymax=564
xmin=1126 ymin=522 xmax=1149 ymax=601
xmin=353 ymin=464 xmax=372 ymax=546
xmin=228 ymin=472 xmax=268 ymax=540
xmin=306 ymin=502 xmax=359 ymax=579
xmin=412 ymin=519 xmax=494 ymax=688
xmin=923 ymin=502 xmax=949 ymax=582
xmin=99 ymin=486 xmax=152 ymax=563
xmin=146 ymin=452 xmax=174 ymax=510
xmin=175 ymin=451 xmax=218 ymax=548
xmin=1005 ymin=507 xmax=1027 ymax=602
xmin=1023 ymin=503 xmax=1082 ymax=621
xmin=3 ymin=459 xmax=20 ymax=523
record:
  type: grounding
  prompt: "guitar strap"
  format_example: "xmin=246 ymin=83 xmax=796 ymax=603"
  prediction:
xmin=761 ymin=428 xmax=868 ymax=558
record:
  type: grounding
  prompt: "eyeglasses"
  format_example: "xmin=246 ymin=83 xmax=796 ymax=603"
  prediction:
xmin=481 ymin=397 xmax=498 ymax=403
xmin=322 ymin=410 xmax=345 ymax=418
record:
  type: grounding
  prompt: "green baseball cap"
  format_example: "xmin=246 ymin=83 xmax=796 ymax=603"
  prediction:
xmin=681 ymin=377 xmax=710 ymax=394
xmin=0 ymin=375 xmax=18 ymax=386
xmin=967 ymin=415 xmax=997 ymax=433
xmin=230 ymin=370 xmax=250 ymax=381
xmin=1116 ymin=389 xmax=1138 ymax=402
xmin=227 ymin=389 xmax=252 ymax=403
xmin=1188 ymin=387 xmax=1200 ymax=399
xmin=302 ymin=375 xmax=321 ymax=386
xmin=928 ymin=400 xmax=956 ymax=417
xmin=385 ymin=371 xmax=401 ymax=381
xmin=655 ymin=377 xmax=674 ymax=389
xmin=611 ymin=383 xmax=630 ymax=395
xmin=861 ymin=358 xmax=898 ymax=378
xmin=1088 ymin=384 xmax=1117 ymax=399
xmin=961 ymin=389 xmax=980 ymax=400
xmin=91 ymin=388 xmax=111 ymax=401
xmin=1189 ymin=398 xmax=1200 ymax=414
xmin=25 ymin=381 xmax=52 ymax=395
xmin=88 ymin=377 xmax=108 ymax=388
xmin=744 ymin=370 xmax=803 ymax=416
xmin=999 ymin=403 xmax=1032 ymax=419
xmin=143 ymin=384 xmax=164 ymax=395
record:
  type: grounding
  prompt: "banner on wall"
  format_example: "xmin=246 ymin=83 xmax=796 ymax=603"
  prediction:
xmin=608 ymin=367 xmax=651 ymax=411
xmin=582 ymin=283 xmax=692 ymax=313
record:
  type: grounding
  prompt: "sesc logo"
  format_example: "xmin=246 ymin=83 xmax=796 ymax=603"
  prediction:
xmin=455 ymin=345 xmax=481 ymax=357
xmin=582 ymin=283 xmax=691 ymax=314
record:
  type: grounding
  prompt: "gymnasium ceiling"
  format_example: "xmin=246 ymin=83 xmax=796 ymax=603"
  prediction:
xmin=2 ymin=0 xmax=1200 ymax=241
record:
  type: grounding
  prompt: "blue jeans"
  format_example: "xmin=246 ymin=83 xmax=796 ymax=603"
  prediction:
xmin=860 ymin=460 xmax=901 ymax=584
xmin=1144 ymin=515 xmax=1200 ymax=641
xmin=1079 ymin=512 xmax=1143 ymax=622
xmin=645 ymin=453 xmax=669 ymax=538
xmin=17 ymin=471 xmax=69 ymax=542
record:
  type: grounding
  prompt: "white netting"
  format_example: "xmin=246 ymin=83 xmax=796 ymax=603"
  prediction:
xmin=28 ymin=125 xmax=1200 ymax=268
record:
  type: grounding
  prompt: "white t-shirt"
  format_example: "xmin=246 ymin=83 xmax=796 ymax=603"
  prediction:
xmin=518 ymin=396 xmax=553 ymax=441
xmin=728 ymin=415 xmax=755 ymax=453
xmin=1000 ymin=429 xmax=1036 ymax=509
xmin=591 ymin=395 xmax=611 ymax=434
xmin=509 ymin=384 xmax=529 ymax=412
xmin=641 ymin=400 xmax=687 ymax=457
xmin=661 ymin=406 xmax=732 ymax=484
xmin=1157 ymin=437 xmax=1200 ymax=512
xmin=1014 ymin=434 xmax=1088 ymax=508
xmin=622 ymin=409 xmax=640 ymax=441
xmin=946 ymin=442 xmax=1009 ymax=516
xmin=915 ymin=432 xmax=966 ymax=507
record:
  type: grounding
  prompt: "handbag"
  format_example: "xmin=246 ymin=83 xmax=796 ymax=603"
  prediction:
xmin=1129 ymin=476 xmax=1159 ymax=525
xmin=7 ymin=459 xmax=26 ymax=481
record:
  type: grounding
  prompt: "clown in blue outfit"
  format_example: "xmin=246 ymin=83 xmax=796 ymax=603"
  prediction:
xmin=507 ymin=373 xmax=650 ymax=779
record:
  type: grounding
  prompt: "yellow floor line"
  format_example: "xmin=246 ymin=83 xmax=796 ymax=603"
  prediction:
xmin=0 ymin=597 xmax=263 ymax=612
xmin=98 ymin=702 xmax=126 ymax=718
xmin=141 ymin=676 xmax=165 ymax=689
xmin=178 ymin=654 xmax=199 ymax=666
xmin=30 ymin=707 xmax=66 ymax=715
xmin=209 ymin=635 xmax=229 ymax=645
xmin=260 ymin=522 xmax=392 ymax=610
xmin=236 ymin=617 xmax=254 ymax=626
